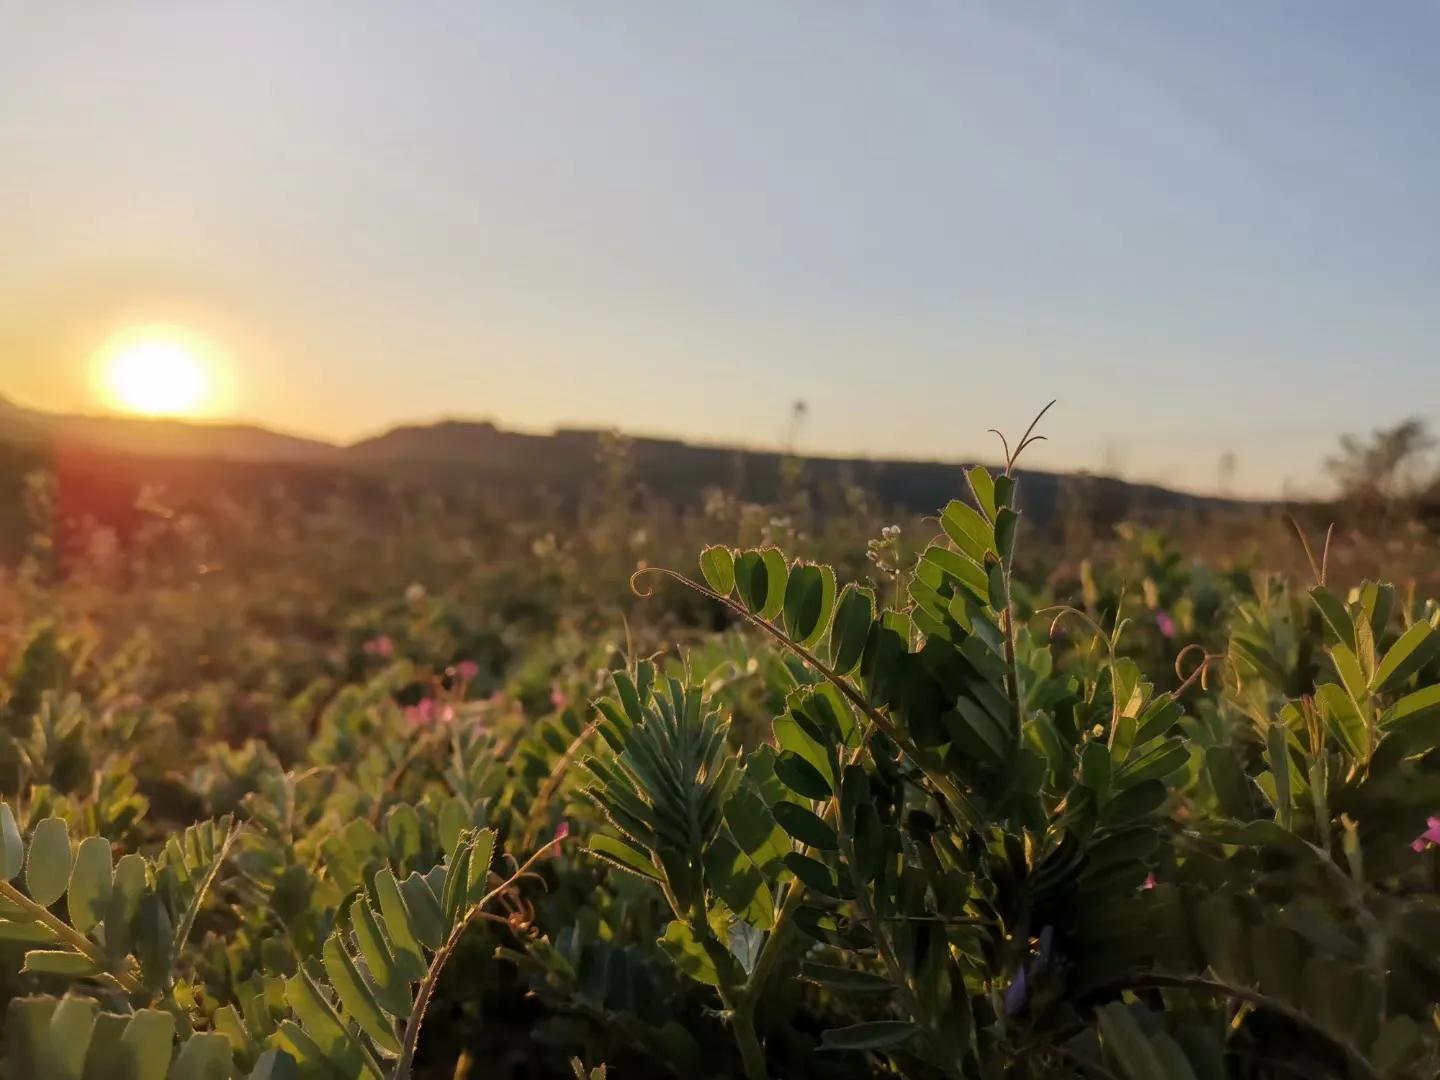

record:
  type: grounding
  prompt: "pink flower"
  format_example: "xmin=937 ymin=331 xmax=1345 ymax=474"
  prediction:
xmin=1410 ymin=816 xmax=1440 ymax=853
xmin=404 ymin=698 xmax=455 ymax=729
xmin=1155 ymin=612 xmax=1176 ymax=640
xmin=1141 ymin=872 xmax=1157 ymax=890
xmin=550 ymin=685 xmax=570 ymax=710
xmin=554 ymin=821 xmax=570 ymax=842
xmin=363 ymin=635 xmax=395 ymax=658
xmin=455 ymin=660 xmax=480 ymax=682
xmin=404 ymin=699 xmax=435 ymax=728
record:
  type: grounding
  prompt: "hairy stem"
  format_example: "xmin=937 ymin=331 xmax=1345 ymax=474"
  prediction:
xmin=0 ymin=878 xmax=142 ymax=996
xmin=395 ymin=835 xmax=566 ymax=1079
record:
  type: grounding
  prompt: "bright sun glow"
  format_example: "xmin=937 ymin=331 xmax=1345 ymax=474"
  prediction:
xmin=97 ymin=334 xmax=217 ymax=417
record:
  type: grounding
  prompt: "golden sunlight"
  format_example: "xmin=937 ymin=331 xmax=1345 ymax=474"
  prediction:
xmin=96 ymin=332 xmax=219 ymax=417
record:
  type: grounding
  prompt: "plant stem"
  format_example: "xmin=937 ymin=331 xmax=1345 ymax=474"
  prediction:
xmin=716 ymin=977 xmax=768 ymax=1080
xmin=395 ymin=834 xmax=566 ymax=1079
xmin=0 ymin=879 xmax=141 ymax=996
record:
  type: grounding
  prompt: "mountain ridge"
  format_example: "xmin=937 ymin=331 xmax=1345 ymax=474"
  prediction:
xmin=0 ymin=394 xmax=1251 ymax=523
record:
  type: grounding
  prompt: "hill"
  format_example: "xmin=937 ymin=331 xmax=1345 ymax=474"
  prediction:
xmin=0 ymin=394 xmax=335 ymax=462
xmin=0 ymin=396 xmax=1248 ymax=550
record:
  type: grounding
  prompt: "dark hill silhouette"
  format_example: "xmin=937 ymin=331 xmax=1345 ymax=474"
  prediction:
xmin=0 ymin=394 xmax=335 ymax=462
xmin=0 ymin=396 xmax=1248 ymax=556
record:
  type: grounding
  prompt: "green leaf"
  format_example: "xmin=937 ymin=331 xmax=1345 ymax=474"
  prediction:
xmin=82 ymin=1012 xmax=129 ymax=1080
xmin=373 ymin=868 xmax=427 ymax=980
xmin=1370 ymin=1016 xmax=1421 ymax=1077
xmin=441 ymin=844 xmax=471 ymax=927
xmin=985 ymin=561 xmax=1006 ymax=612
xmin=939 ymin=499 xmax=993 ymax=564
xmin=1384 ymin=684 xmax=1440 ymax=728
xmin=466 ymin=828 xmax=496 ymax=903
xmin=284 ymin=977 xmax=357 ymax=1077
xmin=827 ymin=585 xmax=874 ymax=676
xmin=818 ymin=1021 xmax=916 ymax=1051
xmin=272 ymin=1021 xmax=328 ymax=1072
xmin=723 ymin=785 xmax=790 ymax=873
xmin=1205 ymin=747 xmax=1254 ymax=819
xmin=104 ymin=854 xmax=146 ymax=962
xmin=966 ymin=466 xmax=997 ymax=521
xmin=658 ymin=921 xmax=733 ymax=988
xmin=67 ymin=836 xmax=113 ymax=935
xmin=350 ymin=896 xmax=413 ymax=1016
xmin=1133 ymin=694 xmax=1182 ymax=746
xmin=0 ymin=921 xmax=57 ymax=943
xmin=168 ymin=1032 xmax=234 ymax=1080
xmin=699 ymin=546 xmax=736 ymax=596
xmin=1080 ymin=742 xmax=1111 ymax=799
xmin=782 ymin=853 xmax=841 ymax=898
xmin=1331 ymin=645 xmax=1369 ymax=704
xmin=1316 ymin=682 xmax=1368 ymax=759
xmin=436 ymin=798 xmax=469 ymax=857
xmin=383 ymin=804 xmax=423 ymax=870
xmin=993 ymin=474 xmax=1016 ymax=510
xmin=1116 ymin=739 xmax=1190 ymax=786
xmin=399 ymin=871 xmax=446 ymax=950
xmin=1266 ymin=723 xmax=1293 ymax=830
xmin=994 ymin=508 xmax=1018 ymax=564
xmin=42 ymin=994 xmax=97 ymax=1080
xmin=773 ymin=708 xmax=832 ymax=783
xmin=21 ymin=950 xmax=98 ymax=977
xmin=774 ymin=752 xmax=832 ymax=800
xmin=771 ymin=802 xmax=839 ymax=851
xmin=247 ymin=1049 xmax=300 ymax=1080
xmin=1372 ymin=623 xmax=1440 ymax=694
xmin=783 ymin=562 xmax=836 ymax=648
xmin=0 ymin=804 xmax=22 ymax=882
xmin=943 ymin=698 xmax=1008 ymax=765
xmin=919 ymin=545 xmax=988 ymax=604
xmin=799 ymin=961 xmax=893 ymax=994
xmin=1096 ymin=1003 xmax=1168 ymax=1080
xmin=733 ymin=551 xmax=769 ymax=616
xmin=758 ymin=548 xmax=789 ymax=620
xmin=704 ymin=836 xmax=775 ymax=929
xmin=5 ymin=996 xmax=55 ymax=1077
xmin=119 ymin=1009 xmax=175 ymax=1080
xmin=323 ymin=933 xmax=402 ymax=1055
xmin=587 ymin=834 xmax=660 ymax=881
xmin=27 ymin=817 xmax=72 ymax=908
xmin=1310 ymin=586 xmax=1356 ymax=651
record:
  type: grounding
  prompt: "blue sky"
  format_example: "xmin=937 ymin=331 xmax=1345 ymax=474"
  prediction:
xmin=1 ymin=2 xmax=1436 ymax=495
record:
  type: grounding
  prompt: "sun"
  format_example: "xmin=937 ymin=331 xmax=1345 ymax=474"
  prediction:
xmin=97 ymin=333 xmax=218 ymax=417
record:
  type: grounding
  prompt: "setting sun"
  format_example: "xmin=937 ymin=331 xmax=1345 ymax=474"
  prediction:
xmin=97 ymin=333 xmax=218 ymax=417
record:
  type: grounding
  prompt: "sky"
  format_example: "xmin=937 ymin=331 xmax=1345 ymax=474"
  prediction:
xmin=1 ymin=3 xmax=1437 ymax=497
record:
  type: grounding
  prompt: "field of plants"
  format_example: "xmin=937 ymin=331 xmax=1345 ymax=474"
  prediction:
xmin=0 ymin=423 xmax=1438 ymax=1080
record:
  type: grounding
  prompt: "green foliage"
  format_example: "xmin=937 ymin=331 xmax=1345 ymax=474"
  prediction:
xmin=1 ymin=432 xmax=1439 ymax=1079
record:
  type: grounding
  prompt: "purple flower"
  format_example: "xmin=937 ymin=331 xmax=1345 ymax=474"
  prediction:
xmin=1411 ymin=816 xmax=1440 ymax=853
xmin=1002 ymin=964 xmax=1028 ymax=1017
xmin=1155 ymin=612 xmax=1176 ymax=639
